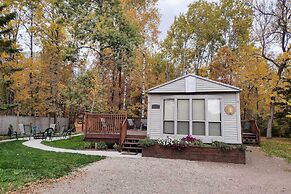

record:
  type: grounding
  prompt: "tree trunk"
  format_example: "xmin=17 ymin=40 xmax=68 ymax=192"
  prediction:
xmin=118 ymin=69 xmax=122 ymax=110
xmin=141 ymin=51 xmax=146 ymax=118
xmin=123 ymin=74 xmax=127 ymax=110
xmin=266 ymin=102 xmax=274 ymax=139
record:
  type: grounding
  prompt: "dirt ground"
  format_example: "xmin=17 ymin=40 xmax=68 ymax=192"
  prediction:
xmin=27 ymin=147 xmax=291 ymax=194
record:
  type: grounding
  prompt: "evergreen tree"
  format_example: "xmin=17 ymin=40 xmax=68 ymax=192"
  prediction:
xmin=0 ymin=4 xmax=20 ymax=111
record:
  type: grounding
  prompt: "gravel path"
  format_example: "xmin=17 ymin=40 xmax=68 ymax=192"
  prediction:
xmin=27 ymin=147 xmax=291 ymax=194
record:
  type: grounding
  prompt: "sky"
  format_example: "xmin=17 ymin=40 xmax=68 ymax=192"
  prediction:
xmin=157 ymin=0 xmax=193 ymax=40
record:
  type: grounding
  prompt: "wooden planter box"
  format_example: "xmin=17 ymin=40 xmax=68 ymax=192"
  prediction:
xmin=142 ymin=144 xmax=246 ymax=164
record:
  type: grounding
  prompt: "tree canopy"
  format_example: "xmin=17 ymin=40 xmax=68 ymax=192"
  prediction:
xmin=0 ymin=0 xmax=290 ymax=137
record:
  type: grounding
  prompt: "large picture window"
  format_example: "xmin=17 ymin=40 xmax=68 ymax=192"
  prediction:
xmin=177 ymin=99 xmax=189 ymax=135
xmin=192 ymin=99 xmax=205 ymax=135
xmin=163 ymin=99 xmax=174 ymax=134
xmin=162 ymin=97 xmax=222 ymax=137
xmin=208 ymin=99 xmax=221 ymax=136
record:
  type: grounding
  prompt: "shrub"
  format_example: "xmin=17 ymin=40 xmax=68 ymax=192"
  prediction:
xmin=113 ymin=143 xmax=119 ymax=150
xmin=156 ymin=137 xmax=244 ymax=151
xmin=189 ymin=139 xmax=204 ymax=147
xmin=211 ymin=141 xmax=234 ymax=151
xmin=95 ymin=142 xmax=108 ymax=150
xmin=139 ymin=138 xmax=156 ymax=147
xmin=171 ymin=139 xmax=188 ymax=150
xmin=211 ymin=141 xmax=246 ymax=151
xmin=235 ymin=144 xmax=247 ymax=151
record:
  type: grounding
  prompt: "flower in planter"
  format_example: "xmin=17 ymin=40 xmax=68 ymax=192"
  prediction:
xmin=157 ymin=136 xmax=175 ymax=146
xmin=181 ymin=135 xmax=197 ymax=142
xmin=157 ymin=137 xmax=189 ymax=150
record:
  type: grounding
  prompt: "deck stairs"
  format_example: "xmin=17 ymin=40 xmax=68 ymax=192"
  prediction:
xmin=121 ymin=137 xmax=142 ymax=154
xmin=242 ymin=133 xmax=259 ymax=144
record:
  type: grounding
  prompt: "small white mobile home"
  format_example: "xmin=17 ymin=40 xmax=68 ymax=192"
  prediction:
xmin=147 ymin=74 xmax=242 ymax=144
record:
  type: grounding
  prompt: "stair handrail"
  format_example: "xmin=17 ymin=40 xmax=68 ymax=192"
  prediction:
xmin=119 ymin=117 xmax=128 ymax=150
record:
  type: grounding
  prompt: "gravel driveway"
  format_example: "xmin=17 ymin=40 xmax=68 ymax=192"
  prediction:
xmin=28 ymin=147 xmax=291 ymax=194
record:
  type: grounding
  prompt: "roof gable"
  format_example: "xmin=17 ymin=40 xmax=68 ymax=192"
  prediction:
xmin=147 ymin=74 xmax=241 ymax=94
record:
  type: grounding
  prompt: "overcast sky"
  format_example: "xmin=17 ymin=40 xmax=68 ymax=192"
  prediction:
xmin=157 ymin=0 xmax=193 ymax=40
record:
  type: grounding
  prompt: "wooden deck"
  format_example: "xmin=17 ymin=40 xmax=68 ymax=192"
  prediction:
xmin=83 ymin=113 xmax=146 ymax=146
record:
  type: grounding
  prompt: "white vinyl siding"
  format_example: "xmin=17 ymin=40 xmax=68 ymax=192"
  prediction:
xmin=154 ymin=78 xmax=185 ymax=93
xmin=222 ymin=93 xmax=241 ymax=143
xmin=147 ymin=95 xmax=162 ymax=139
xmin=148 ymin=75 xmax=240 ymax=94
xmin=148 ymin=93 xmax=241 ymax=144
xmin=195 ymin=78 xmax=235 ymax=92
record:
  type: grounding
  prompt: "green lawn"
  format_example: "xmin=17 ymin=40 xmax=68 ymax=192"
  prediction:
xmin=261 ymin=138 xmax=291 ymax=163
xmin=0 ymin=141 xmax=103 ymax=193
xmin=42 ymin=135 xmax=91 ymax=150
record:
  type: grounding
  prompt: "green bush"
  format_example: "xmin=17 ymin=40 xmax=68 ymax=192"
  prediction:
xmin=113 ymin=143 xmax=119 ymax=150
xmin=211 ymin=141 xmax=233 ymax=151
xmin=138 ymin=138 xmax=156 ymax=147
xmin=189 ymin=139 xmax=204 ymax=147
xmin=95 ymin=142 xmax=108 ymax=150
xmin=211 ymin=141 xmax=246 ymax=151
xmin=235 ymin=144 xmax=247 ymax=151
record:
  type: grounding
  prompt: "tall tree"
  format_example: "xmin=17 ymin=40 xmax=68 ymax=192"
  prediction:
xmin=0 ymin=4 xmax=21 ymax=112
xmin=210 ymin=46 xmax=273 ymax=121
xmin=60 ymin=0 xmax=139 ymax=114
xmin=121 ymin=0 xmax=160 ymax=117
xmin=253 ymin=0 xmax=290 ymax=138
xmin=162 ymin=0 xmax=252 ymax=76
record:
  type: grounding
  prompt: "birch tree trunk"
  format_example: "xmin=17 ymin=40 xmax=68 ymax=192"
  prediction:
xmin=266 ymin=102 xmax=274 ymax=138
xmin=141 ymin=50 xmax=146 ymax=118
xmin=123 ymin=75 xmax=127 ymax=110
xmin=111 ymin=67 xmax=116 ymax=110
xmin=118 ymin=69 xmax=122 ymax=110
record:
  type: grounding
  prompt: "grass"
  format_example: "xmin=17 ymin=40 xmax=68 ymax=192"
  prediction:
xmin=261 ymin=138 xmax=291 ymax=163
xmin=42 ymin=135 xmax=92 ymax=150
xmin=0 ymin=140 xmax=104 ymax=193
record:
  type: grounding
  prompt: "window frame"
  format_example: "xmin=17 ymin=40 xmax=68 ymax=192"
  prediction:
xmin=207 ymin=98 xmax=222 ymax=137
xmin=177 ymin=99 xmax=190 ymax=135
xmin=163 ymin=98 xmax=175 ymax=134
xmin=192 ymin=99 xmax=206 ymax=136
xmin=162 ymin=95 xmax=223 ymax=139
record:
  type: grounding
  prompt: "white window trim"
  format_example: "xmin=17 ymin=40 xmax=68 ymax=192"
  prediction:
xmin=207 ymin=97 xmax=223 ymax=138
xmin=161 ymin=94 xmax=224 ymax=142
xmin=177 ymin=99 xmax=190 ymax=135
xmin=163 ymin=98 xmax=175 ymax=134
xmin=191 ymin=99 xmax=206 ymax=136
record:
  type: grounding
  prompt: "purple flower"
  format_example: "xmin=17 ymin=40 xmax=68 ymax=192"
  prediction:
xmin=181 ymin=135 xmax=198 ymax=142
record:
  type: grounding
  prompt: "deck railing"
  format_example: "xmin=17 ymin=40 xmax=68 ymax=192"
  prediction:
xmin=84 ymin=113 xmax=127 ymax=134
